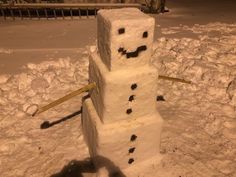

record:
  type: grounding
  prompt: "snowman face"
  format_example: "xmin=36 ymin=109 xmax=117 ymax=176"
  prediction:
xmin=117 ymin=27 xmax=148 ymax=59
xmin=97 ymin=9 xmax=155 ymax=71
xmin=111 ymin=20 xmax=154 ymax=64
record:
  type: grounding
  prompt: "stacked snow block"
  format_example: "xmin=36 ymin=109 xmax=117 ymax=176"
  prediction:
xmin=82 ymin=8 xmax=163 ymax=176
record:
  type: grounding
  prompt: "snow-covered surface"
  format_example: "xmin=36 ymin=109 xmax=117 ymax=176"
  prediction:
xmin=152 ymin=22 xmax=236 ymax=177
xmin=1 ymin=0 xmax=236 ymax=176
xmin=0 ymin=55 xmax=90 ymax=177
xmin=0 ymin=21 xmax=236 ymax=177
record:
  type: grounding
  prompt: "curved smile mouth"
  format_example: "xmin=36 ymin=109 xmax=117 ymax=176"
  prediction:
xmin=118 ymin=45 xmax=147 ymax=59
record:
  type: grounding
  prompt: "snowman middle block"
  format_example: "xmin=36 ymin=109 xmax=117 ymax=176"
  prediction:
xmin=97 ymin=8 xmax=155 ymax=71
xmin=82 ymin=98 xmax=163 ymax=171
xmin=89 ymin=51 xmax=159 ymax=123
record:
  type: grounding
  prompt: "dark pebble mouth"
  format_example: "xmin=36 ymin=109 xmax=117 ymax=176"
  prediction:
xmin=118 ymin=45 xmax=147 ymax=59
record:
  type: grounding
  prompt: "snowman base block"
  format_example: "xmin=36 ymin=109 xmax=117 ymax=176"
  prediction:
xmin=82 ymin=98 xmax=163 ymax=175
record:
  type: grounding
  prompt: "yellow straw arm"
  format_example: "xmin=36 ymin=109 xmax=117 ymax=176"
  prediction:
xmin=32 ymin=82 xmax=96 ymax=117
xmin=32 ymin=75 xmax=190 ymax=117
xmin=158 ymin=75 xmax=192 ymax=84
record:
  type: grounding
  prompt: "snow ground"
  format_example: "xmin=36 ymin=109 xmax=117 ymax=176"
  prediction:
xmin=0 ymin=0 xmax=236 ymax=177
xmin=153 ymin=22 xmax=236 ymax=177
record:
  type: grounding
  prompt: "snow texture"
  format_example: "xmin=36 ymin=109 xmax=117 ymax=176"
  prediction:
xmin=0 ymin=22 xmax=236 ymax=177
xmin=0 ymin=55 xmax=90 ymax=177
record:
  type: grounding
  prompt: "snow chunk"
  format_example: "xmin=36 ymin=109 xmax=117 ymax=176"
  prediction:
xmin=227 ymin=78 xmax=236 ymax=105
xmin=43 ymin=70 xmax=56 ymax=84
xmin=209 ymin=159 xmax=235 ymax=175
xmin=88 ymin=45 xmax=96 ymax=53
xmin=204 ymin=118 xmax=222 ymax=136
xmin=0 ymin=141 xmax=16 ymax=155
xmin=23 ymin=103 xmax=38 ymax=116
xmin=18 ymin=73 xmax=34 ymax=91
xmin=0 ymin=96 xmax=8 ymax=105
xmin=26 ymin=63 xmax=37 ymax=70
xmin=0 ymin=74 xmax=11 ymax=84
xmin=31 ymin=77 xmax=49 ymax=93
xmin=0 ymin=88 xmax=3 ymax=96
xmin=15 ymin=111 xmax=26 ymax=118
xmin=221 ymin=105 xmax=235 ymax=118
xmin=0 ymin=48 xmax=12 ymax=54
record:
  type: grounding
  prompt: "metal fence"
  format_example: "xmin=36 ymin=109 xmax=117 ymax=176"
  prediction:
xmin=0 ymin=3 xmax=144 ymax=20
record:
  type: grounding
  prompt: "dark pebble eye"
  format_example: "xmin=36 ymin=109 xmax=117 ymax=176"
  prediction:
xmin=143 ymin=31 xmax=148 ymax=38
xmin=118 ymin=47 xmax=124 ymax=53
xmin=118 ymin=28 xmax=125 ymax=34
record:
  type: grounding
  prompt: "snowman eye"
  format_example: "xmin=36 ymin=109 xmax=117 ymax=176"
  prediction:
xmin=143 ymin=31 xmax=148 ymax=38
xmin=118 ymin=28 xmax=125 ymax=34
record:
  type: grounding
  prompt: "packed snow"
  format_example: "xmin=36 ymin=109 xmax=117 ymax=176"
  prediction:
xmin=153 ymin=22 xmax=236 ymax=177
xmin=0 ymin=22 xmax=236 ymax=177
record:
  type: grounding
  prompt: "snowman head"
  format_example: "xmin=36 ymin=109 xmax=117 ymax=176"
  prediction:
xmin=97 ymin=8 xmax=155 ymax=71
